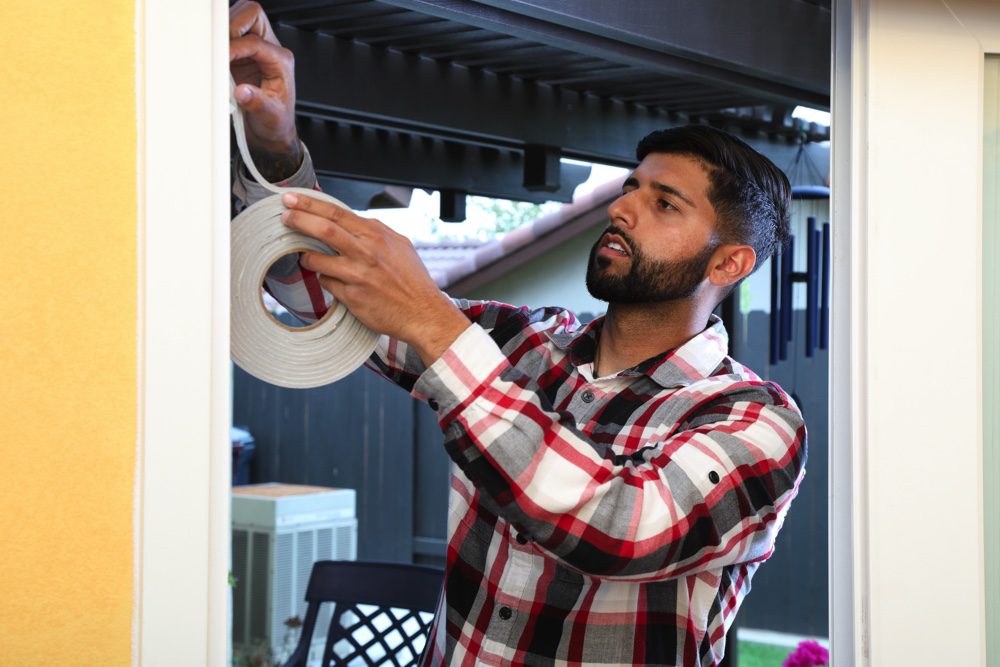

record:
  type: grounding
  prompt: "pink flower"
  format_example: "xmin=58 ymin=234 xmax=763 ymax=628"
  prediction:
xmin=782 ymin=640 xmax=829 ymax=667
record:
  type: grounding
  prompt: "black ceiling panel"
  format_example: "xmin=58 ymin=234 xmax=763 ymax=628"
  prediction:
xmin=253 ymin=0 xmax=830 ymax=206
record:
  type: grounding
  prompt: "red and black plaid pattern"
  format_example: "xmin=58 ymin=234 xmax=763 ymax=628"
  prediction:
xmin=368 ymin=301 xmax=807 ymax=666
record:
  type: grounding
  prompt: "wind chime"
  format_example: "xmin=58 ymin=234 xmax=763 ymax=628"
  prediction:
xmin=769 ymin=139 xmax=831 ymax=365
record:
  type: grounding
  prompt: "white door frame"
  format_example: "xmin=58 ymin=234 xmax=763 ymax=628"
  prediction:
xmin=130 ymin=0 xmax=1000 ymax=664
xmin=830 ymin=1 xmax=1000 ymax=665
xmin=829 ymin=1 xmax=866 ymax=663
xmin=134 ymin=0 xmax=231 ymax=664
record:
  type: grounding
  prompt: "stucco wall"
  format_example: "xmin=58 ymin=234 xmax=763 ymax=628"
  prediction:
xmin=0 ymin=2 xmax=136 ymax=663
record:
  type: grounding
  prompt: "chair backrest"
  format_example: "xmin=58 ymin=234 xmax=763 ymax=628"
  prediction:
xmin=281 ymin=560 xmax=444 ymax=667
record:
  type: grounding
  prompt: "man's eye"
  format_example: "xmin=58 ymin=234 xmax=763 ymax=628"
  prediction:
xmin=657 ymin=199 xmax=675 ymax=210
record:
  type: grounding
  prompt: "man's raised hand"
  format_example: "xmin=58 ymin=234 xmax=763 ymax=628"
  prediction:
xmin=229 ymin=0 xmax=302 ymax=179
xmin=280 ymin=193 xmax=471 ymax=366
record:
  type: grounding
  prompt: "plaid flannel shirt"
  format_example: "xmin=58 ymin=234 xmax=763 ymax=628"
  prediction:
xmin=235 ymin=156 xmax=807 ymax=667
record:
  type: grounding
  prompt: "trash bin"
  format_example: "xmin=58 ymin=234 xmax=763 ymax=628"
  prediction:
xmin=230 ymin=425 xmax=256 ymax=486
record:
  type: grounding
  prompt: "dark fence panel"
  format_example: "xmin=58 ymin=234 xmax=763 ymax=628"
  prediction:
xmin=412 ymin=403 xmax=450 ymax=568
xmin=731 ymin=310 xmax=829 ymax=638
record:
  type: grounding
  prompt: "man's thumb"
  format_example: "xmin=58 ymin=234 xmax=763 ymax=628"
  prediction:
xmin=235 ymin=83 xmax=259 ymax=108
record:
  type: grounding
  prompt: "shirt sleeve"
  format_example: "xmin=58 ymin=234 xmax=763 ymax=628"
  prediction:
xmin=365 ymin=298 xmax=551 ymax=393
xmin=412 ymin=324 xmax=807 ymax=582
xmin=232 ymin=143 xmax=331 ymax=323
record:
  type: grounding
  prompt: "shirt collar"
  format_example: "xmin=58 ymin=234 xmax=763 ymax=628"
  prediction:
xmin=547 ymin=314 xmax=730 ymax=388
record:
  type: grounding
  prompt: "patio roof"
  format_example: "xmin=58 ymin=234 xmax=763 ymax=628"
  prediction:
xmin=259 ymin=0 xmax=831 ymax=214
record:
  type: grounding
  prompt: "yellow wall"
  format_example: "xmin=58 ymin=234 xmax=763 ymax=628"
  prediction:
xmin=0 ymin=1 xmax=136 ymax=664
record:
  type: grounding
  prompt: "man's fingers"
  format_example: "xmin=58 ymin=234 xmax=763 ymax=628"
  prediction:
xmin=282 ymin=207 xmax=367 ymax=259
xmin=282 ymin=193 xmax=373 ymax=238
xmin=300 ymin=252 xmax=347 ymax=282
xmin=316 ymin=274 xmax=349 ymax=306
xmin=229 ymin=34 xmax=293 ymax=78
xmin=229 ymin=1 xmax=277 ymax=42
xmin=234 ymin=82 xmax=258 ymax=107
xmin=234 ymin=82 xmax=284 ymax=119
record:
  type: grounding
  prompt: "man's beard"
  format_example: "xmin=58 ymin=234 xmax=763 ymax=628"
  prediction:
xmin=585 ymin=227 xmax=719 ymax=304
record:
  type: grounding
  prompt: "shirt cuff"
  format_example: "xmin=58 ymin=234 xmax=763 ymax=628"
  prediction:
xmin=413 ymin=324 xmax=507 ymax=416
xmin=236 ymin=140 xmax=316 ymax=203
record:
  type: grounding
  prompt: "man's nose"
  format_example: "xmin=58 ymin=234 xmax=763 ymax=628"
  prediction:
xmin=607 ymin=191 xmax=637 ymax=229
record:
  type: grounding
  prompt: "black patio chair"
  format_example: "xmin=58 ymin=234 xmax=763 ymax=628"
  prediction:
xmin=280 ymin=560 xmax=444 ymax=667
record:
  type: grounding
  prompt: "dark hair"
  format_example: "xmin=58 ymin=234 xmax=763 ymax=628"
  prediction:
xmin=636 ymin=125 xmax=791 ymax=270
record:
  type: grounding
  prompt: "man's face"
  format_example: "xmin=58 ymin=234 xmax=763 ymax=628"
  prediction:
xmin=586 ymin=153 xmax=719 ymax=304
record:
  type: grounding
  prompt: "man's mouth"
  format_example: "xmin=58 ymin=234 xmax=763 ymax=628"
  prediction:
xmin=599 ymin=232 xmax=632 ymax=258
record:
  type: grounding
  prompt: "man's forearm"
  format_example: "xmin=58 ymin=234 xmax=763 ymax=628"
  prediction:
xmin=249 ymin=140 xmax=303 ymax=183
xmin=234 ymin=141 xmax=317 ymax=211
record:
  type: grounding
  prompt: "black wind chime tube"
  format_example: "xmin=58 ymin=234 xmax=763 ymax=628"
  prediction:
xmin=806 ymin=216 xmax=820 ymax=357
xmin=770 ymin=249 xmax=781 ymax=366
xmin=768 ymin=223 xmax=831 ymax=364
xmin=820 ymin=222 xmax=831 ymax=350
xmin=770 ymin=175 xmax=832 ymax=366
xmin=780 ymin=235 xmax=794 ymax=361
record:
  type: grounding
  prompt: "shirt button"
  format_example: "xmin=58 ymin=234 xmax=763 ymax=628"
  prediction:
xmin=709 ymin=470 xmax=720 ymax=484
xmin=498 ymin=606 xmax=513 ymax=620
xmin=515 ymin=533 xmax=529 ymax=545
xmin=428 ymin=399 xmax=439 ymax=411
xmin=581 ymin=390 xmax=595 ymax=403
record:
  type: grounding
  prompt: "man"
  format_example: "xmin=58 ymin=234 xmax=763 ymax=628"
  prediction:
xmin=230 ymin=3 xmax=806 ymax=665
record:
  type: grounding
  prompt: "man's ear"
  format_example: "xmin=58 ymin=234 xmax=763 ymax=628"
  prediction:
xmin=708 ymin=244 xmax=756 ymax=287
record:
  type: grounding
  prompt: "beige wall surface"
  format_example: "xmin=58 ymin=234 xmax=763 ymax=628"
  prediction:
xmin=0 ymin=1 xmax=137 ymax=664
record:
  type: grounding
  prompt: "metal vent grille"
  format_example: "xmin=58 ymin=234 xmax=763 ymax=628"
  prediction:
xmin=232 ymin=529 xmax=249 ymax=644
xmin=314 ymin=527 xmax=335 ymax=649
xmin=273 ymin=532 xmax=295 ymax=643
xmin=250 ymin=532 xmax=271 ymax=640
xmin=334 ymin=523 xmax=356 ymax=560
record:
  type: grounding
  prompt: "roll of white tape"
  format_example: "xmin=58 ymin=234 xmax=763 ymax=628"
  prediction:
xmin=230 ymin=77 xmax=379 ymax=388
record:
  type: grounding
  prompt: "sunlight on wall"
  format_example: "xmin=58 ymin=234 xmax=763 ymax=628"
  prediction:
xmin=0 ymin=1 xmax=136 ymax=663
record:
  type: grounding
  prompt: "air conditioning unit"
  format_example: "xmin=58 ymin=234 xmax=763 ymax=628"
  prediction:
xmin=232 ymin=483 xmax=357 ymax=665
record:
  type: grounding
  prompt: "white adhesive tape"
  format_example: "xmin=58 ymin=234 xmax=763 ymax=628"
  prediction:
xmin=230 ymin=77 xmax=379 ymax=388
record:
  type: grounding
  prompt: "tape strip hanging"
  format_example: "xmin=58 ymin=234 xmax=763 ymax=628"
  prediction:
xmin=229 ymin=76 xmax=379 ymax=389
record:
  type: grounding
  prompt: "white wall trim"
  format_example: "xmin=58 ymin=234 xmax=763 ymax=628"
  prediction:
xmin=835 ymin=1 xmax=999 ymax=665
xmin=830 ymin=1 xmax=870 ymax=665
xmin=134 ymin=1 xmax=231 ymax=665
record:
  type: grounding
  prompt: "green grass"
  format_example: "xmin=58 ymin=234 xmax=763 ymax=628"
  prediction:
xmin=738 ymin=640 xmax=792 ymax=667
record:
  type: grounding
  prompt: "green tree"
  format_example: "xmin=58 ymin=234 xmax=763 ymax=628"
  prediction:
xmin=467 ymin=196 xmax=559 ymax=237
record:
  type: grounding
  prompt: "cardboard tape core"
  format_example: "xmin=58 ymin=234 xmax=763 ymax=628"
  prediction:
xmin=257 ymin=248 xmax=337 ymax=333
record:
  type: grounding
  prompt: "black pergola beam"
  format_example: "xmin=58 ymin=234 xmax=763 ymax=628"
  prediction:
xmin=439 ymin=189 xmax=467 ymax=222
xmin=376 ymin=0 xmax=829 ymax=108
xmin=281 ymin=25 xmax=825 ymax=167
xmin=282 ymin=25 xmax=690 ymax=165
xmin=313 ymin=176 xmax=413 ymax=210
xmin=523 ymin=144 xmax=561 ymax=192
xmin=297 ymin=118 xmax=592 ymax=203
xmin=481 ymin=0 xmax=829 ymax=95
xmin=361 ymin=20 xmax=457 ymax=46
